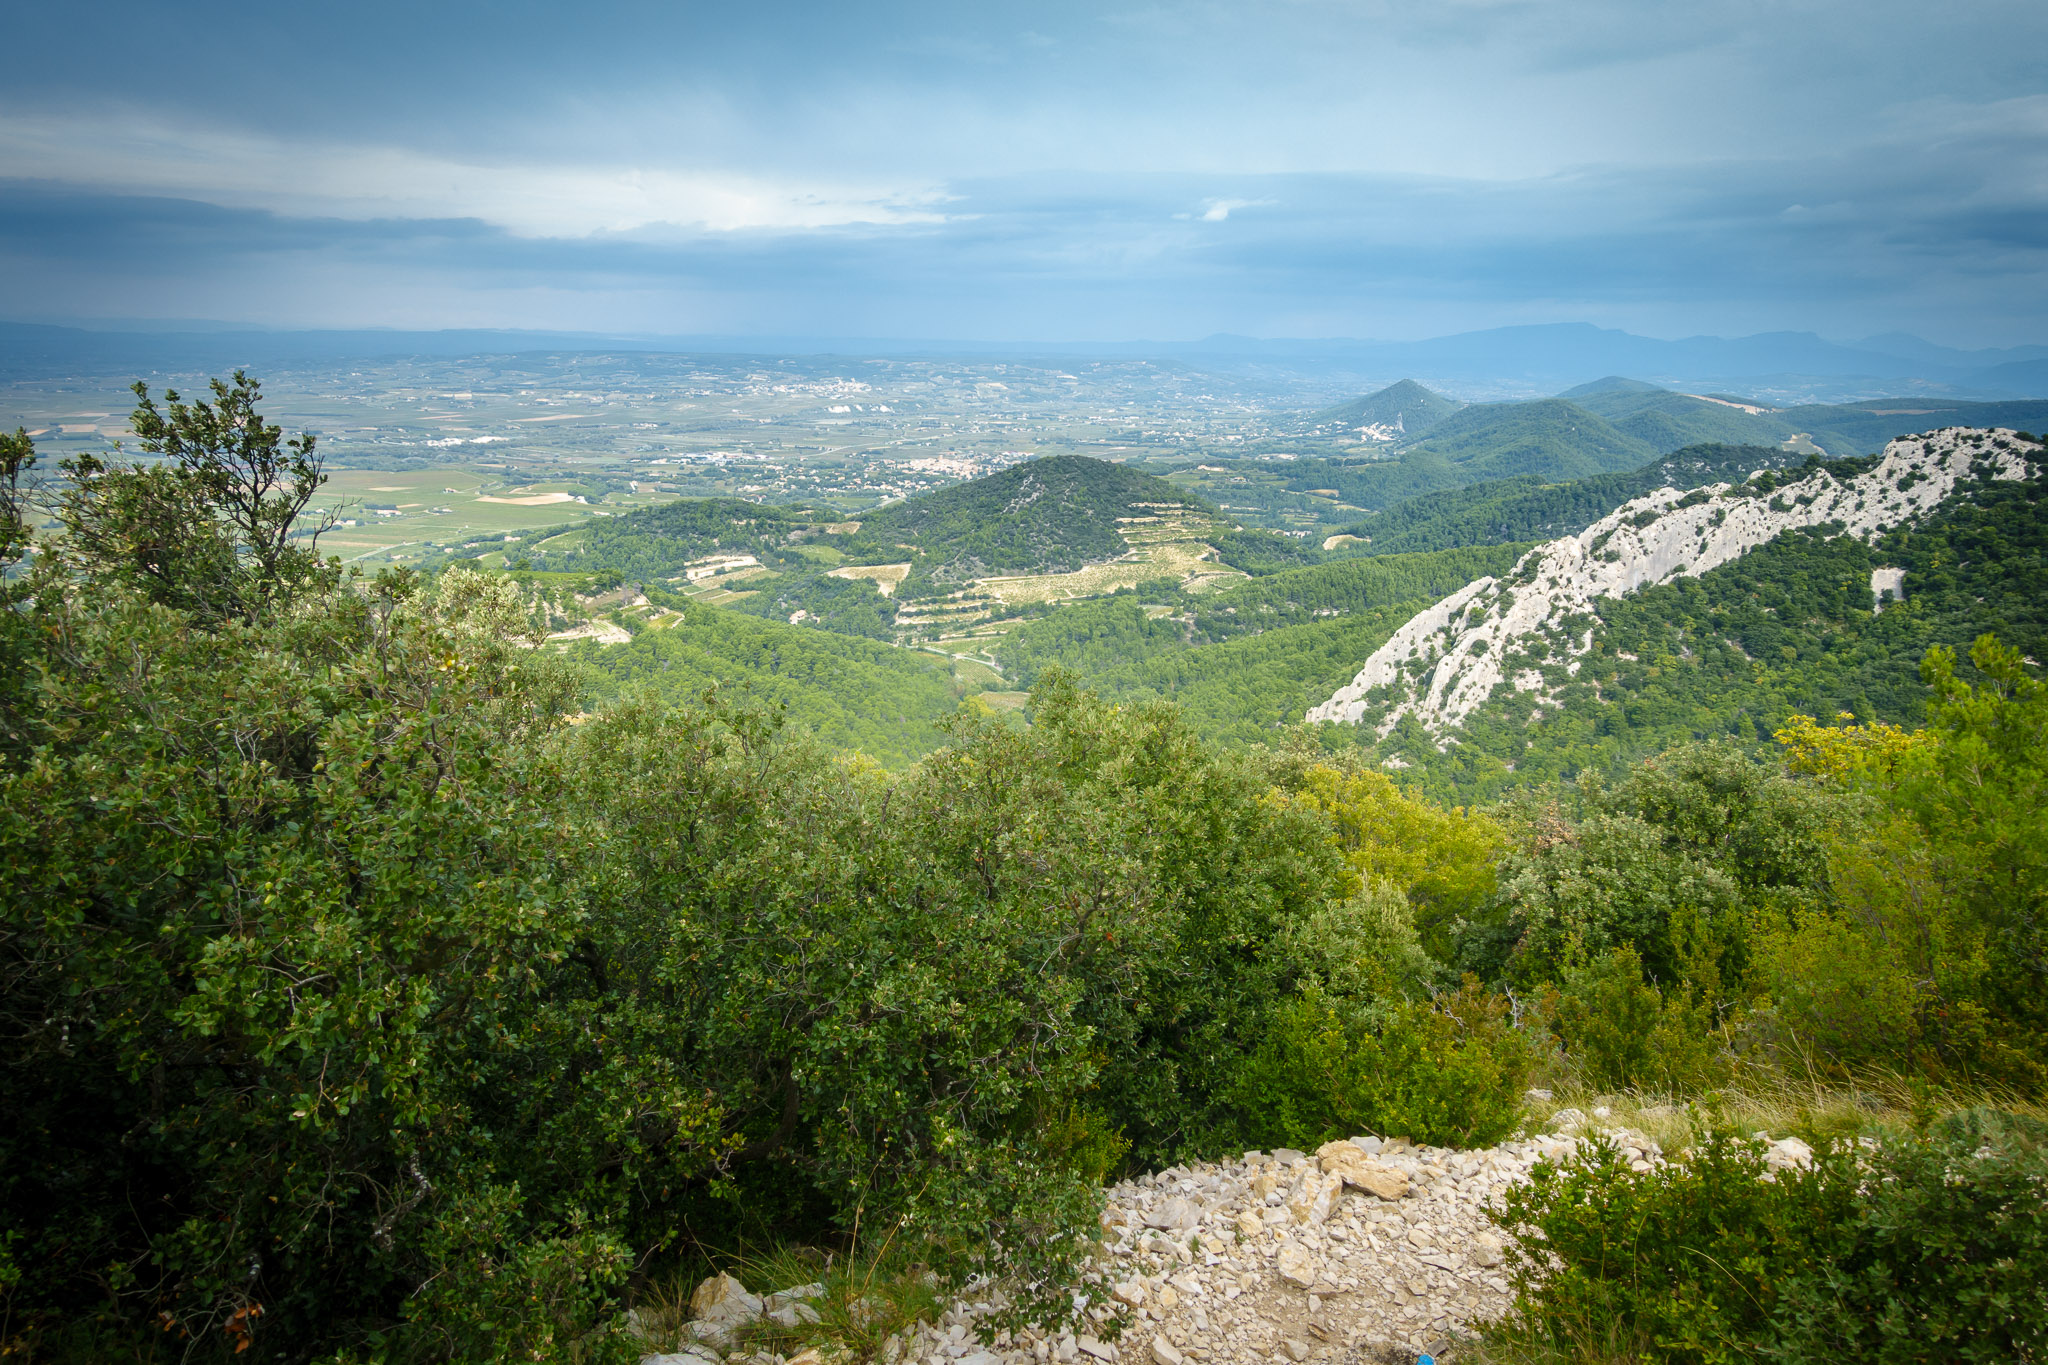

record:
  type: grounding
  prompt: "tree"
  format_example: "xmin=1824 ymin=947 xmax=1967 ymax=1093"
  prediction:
xmin=57 ymin=371 xmax=335 ymax=626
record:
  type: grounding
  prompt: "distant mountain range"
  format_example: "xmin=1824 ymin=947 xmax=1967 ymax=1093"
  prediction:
xmin=1281 ymin=378 xmax=2048 ymax=512
xmin=3 ymin=320 xmax=2044 ymax=397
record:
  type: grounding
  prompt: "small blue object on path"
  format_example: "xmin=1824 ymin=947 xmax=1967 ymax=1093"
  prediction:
xmin=1416 ymin=1356 xmax=1436 ymax=1365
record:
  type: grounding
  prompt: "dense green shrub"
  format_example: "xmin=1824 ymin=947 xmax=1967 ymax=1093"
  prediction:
xmin=1491 ymin=740 xmax=1836 ymax=990
xmin=1231 ymin=978 xmax=1533 ymax=1150
xmin=1771 ymin=1109 xmax=2048 ymax=1363
xmin=1545 ymin=946 xmax=1732 ymax=1095
xmin=1493 ymin=1114 xmax=2048 ymax=1364
xmin=890 ymin=672 xmax=1357 ymax=1164
xmin=1759 ymin=637 xmax=2048 ymax=1086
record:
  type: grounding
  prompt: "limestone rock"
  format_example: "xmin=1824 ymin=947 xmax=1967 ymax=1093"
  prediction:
xmin=1355 ymin=1164 xmax=1410 ymax=1202
xmin=689 ymin=1272 xmax=762 ymax=1324
xmin=683 ymin=1319 xmax=737 ymax=1350
xmin=1316 ymin=1139 xmax=1365 ymax=1176
xmin=1144 ymin=1196 xmax=1201 ymax=1231
xmin=1150 ymin=1335 xmax=1185 ymax=1365
xmin=1286 ymin=1170 xmax=1340 ymax=1224
xmin=1078 ymin=1335 xmax=1116 ymax=1361
xmin=1275 ymin=1243 xmax=1318 ymax=1288
xmin=1471 ymin=1231 xmax=1506 ymax=1268
xmin=1766 ymin=1136 xmax=1814 ymax=1170
xmin=1281 ymin=1337 xmax=1314 ymax=1362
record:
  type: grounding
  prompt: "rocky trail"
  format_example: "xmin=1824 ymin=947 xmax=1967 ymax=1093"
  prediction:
xmin=642 ymin=1108 xmax=1813 ymax=1365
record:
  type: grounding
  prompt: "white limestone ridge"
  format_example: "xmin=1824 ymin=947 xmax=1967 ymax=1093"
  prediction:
xmin=1306 ymin=428 xmax=2039 ymax=737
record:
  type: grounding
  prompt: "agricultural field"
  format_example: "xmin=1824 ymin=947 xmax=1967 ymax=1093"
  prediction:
xmin=300 ymin=466 xmax=666 ymax=563
xmin=975 ymin=538 xmax=1236 ymax=604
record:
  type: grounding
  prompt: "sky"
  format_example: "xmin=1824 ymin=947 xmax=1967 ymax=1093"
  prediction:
xmin=2 ymin=0 xmax=2045 ymax=346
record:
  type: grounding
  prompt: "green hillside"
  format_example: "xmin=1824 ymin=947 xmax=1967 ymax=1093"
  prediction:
xmin=1561 ymin=379 xmax=2048 ymax=457
xmin=570 ymin=597 xmax=966 ymax=764
xmin=854 ymin=454 xmax=1209 ymax=586
xmin=1305 ymin=378 xmax=1463 ymax=438
xmin=1342 ymin=443 xmax=1794 ymax=556
xmin=1397 ymin=397 xmax=1658 ymax=477
xmin=996 ymin=543 xmax=1531 ymax=743
xmin=1560 ymin=377 xmax=1794 ymax=449
xmin=1611 ymin=402 xmax=1789 ymax=450
xmin=1557 ymin=376 xmax=1668 ymax=401
xmin=488 ymin=496 xmax=812 ymax=579
xmin=488 ymin=456 xmax=1208 ymax=588
xmin=464 ymin=455 xmax=1216 ymax=641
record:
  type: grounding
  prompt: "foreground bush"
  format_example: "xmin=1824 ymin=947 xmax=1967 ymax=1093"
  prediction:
xmin=1491 ymin=1111 xmax=2048 ymax=1364
xmin=1232 ymin=978 xmax=1533 ymax=1149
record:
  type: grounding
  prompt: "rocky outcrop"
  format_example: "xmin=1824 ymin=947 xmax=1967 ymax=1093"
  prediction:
xmin=1306 ymin=428 xmax=2038 ymax=738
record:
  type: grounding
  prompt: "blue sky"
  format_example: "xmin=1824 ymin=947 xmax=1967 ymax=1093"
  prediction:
xmin=2 ymin=0 xmax=2044 ymax=345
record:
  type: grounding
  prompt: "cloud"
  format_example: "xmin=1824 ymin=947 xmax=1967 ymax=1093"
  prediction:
xmin=1198 ymin=198 xmax=1274 ymax=222
xmin=0 ymin=115 xmax=953 ymax=237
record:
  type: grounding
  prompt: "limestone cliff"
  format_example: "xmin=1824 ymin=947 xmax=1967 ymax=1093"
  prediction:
xmin=1306 ymin=427 xmax=2040 ymax=738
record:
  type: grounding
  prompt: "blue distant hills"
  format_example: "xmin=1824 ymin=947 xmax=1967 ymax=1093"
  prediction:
xmin=2 ymin=319 xmax=2043 ymax=397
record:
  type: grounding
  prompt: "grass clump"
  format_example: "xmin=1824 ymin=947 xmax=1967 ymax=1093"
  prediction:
xmin=630 ymin=1243 xmax=949 ymax=1364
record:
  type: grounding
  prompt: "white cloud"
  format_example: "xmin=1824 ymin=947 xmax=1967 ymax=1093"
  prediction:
xmin=0 ymin=114 xmax=952 ymax=236
xmin=1199 ymin=197 xmax=1273 ymax=221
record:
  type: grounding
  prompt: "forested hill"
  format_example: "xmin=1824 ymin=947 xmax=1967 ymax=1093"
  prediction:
xmin=1304 ymin=378 xmax=1463 ymax=438
xmin=993 ymin=542 xmax=1533 ymax=745
xmin=1562 ymin=380 xmax=2048 ymax=455
xmin=1257 ymin=400 xmax=1663 ymax=514
xmin=856 ymin=454 xmax=1209 ymax=583
xmin=1782 ymin=396 xmax=2048 ymax=453
xmin=567 ymin=597 xmax=966 ymax=765
xmin=1341 ymin=442 xmax=1796 ymax=557
xmin=1560 ymin=377 xmax=1805 ymax=449
xmin=1395 ymin=397 xmax=1658 ymax=478
xmin=496 ymin=496 xmax=811 ymax=582
xmin=480 ymin=455 xmax=1210 ymax=593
